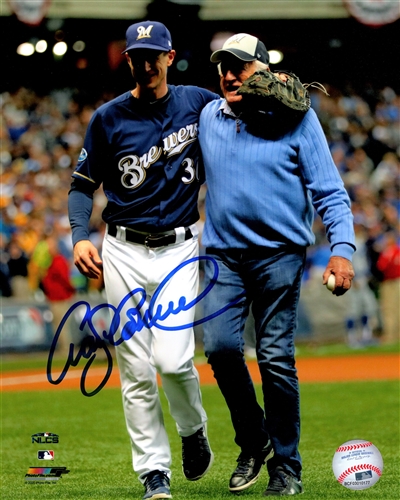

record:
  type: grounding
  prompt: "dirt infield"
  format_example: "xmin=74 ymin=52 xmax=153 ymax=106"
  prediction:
xmin=1 ymin=353 xmax=398 ymax=393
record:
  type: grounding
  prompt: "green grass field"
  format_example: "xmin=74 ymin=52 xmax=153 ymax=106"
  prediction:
xmin=1 ymin=378 xmax=399 ymax=500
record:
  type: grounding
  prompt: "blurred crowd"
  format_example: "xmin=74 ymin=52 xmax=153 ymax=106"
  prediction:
xmin=0 ymin=82 xmax=399 ymax=346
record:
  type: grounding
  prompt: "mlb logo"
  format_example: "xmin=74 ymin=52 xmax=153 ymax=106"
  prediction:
xmin=355 ymin=470 xmax=372 ymax=481
xmin=38 ymin=450 xmax=54 ymax=460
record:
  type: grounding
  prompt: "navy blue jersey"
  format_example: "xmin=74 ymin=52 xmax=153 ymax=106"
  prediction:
xmin=72 ymin=85 xmax=219 ymax=232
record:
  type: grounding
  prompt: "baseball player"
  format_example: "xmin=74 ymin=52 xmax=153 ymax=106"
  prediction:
xmin=68 ymin=21 xmax=219 ymax=500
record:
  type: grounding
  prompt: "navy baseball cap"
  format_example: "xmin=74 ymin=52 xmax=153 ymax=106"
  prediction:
xmin=211 ymin=33 xmax=269 ymax=65
xmin=122 ymin=21 xmax=173 ymax=54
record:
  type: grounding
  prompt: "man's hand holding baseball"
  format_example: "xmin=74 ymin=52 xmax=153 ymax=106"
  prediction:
xmin=323 ymin=256 xmax=355 ymax=296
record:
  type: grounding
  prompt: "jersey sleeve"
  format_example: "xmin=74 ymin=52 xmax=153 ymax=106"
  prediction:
xmin=69 ymin=109 xmax=108 ymax=246
xmin=182 ymin=85 xmax=220 ymax=111
xmin=199 ymin=87 xmax=221 ymax=107
xmin=68 ymin=183 xmax=94 ymax=246
xmin=72 ymin=111 xmax=108 ymax=189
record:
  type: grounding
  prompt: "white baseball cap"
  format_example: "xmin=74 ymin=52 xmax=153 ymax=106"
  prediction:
xmin=210 ymin=33 xmax=269 ymax=64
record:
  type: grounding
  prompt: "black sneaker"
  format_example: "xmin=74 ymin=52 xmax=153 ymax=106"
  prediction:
xmin=182 ymin=426 xmax=214 ymax=481
xmin=264 ymin=466 xmax=303 ymax=496
xmin=229 ymin=440 xmax=274 ymax=492
xmin=142 ymin=470 xmax=172 ymax=500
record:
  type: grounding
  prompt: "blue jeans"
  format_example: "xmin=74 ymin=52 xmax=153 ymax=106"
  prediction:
xmin=202 ymin=247 xmax=305 ymax=479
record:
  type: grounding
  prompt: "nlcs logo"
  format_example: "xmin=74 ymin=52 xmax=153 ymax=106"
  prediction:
xmin=31 ymin=432 xmax=59 ymax=444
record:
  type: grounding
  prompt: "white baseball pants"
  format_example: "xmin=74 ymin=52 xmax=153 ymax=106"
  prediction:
xmin=102 ymin=225 xmax=207 ymax=482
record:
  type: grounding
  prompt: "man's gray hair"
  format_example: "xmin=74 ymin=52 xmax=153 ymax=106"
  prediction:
xmin=217 ymin=59 xmax=268 ymax=76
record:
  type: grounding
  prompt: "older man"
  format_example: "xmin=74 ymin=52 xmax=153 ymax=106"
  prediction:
xmin=198 ymin=33 xmax=355 ymax=496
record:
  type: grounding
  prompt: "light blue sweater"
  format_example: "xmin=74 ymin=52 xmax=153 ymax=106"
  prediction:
xmin=198 ymin=100 xmax=355 ymax=261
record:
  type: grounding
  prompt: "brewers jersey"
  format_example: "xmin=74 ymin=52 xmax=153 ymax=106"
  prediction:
xmin=71 ymin=85 xmax=219 ymax=236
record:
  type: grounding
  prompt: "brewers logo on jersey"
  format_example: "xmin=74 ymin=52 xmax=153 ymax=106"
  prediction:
xmin=73 ymin=85 xmax=216 ymax=231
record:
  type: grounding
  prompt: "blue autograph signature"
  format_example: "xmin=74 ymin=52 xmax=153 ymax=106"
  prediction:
xmin=46 ymin=256 xmax=244 ymax=397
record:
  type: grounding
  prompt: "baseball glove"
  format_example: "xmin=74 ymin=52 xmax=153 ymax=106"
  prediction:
xmin=237 ymin=70 xmax=311 ymax=113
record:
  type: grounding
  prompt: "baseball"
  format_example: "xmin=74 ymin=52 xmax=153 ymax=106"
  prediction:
xmin=332 ymin=439 xmax=383 ymax=490
xmin=326 ymin=274 xmax=335 ymax=291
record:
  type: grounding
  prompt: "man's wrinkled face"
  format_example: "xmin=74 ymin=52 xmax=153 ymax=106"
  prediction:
xmin=219 ymin=55 xmax=258 ymax=106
